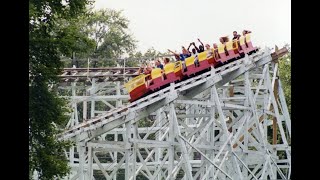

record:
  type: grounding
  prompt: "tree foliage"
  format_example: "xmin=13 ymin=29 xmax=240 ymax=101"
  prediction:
xmin=267 ymin=45 xmax=291 ymax=147
xmin=278 ymin=45 xmax=291 ymax=115
xmin=126 ymin=47 xmax=166 ymax=67
xmin=84 ymin=9 xmax=137 ymax=67
xmin=29 ymin=0 xmax=93 ymax=179
xmin=54 ymin=16 xmax=97 ymax=58
xmin=57 ymin=8 xmax=137 ymax=68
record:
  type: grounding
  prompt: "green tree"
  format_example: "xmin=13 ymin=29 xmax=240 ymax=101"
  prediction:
xmin=55 ymin=15 xmax=97 ymax=68
xmin=143 ymin=47 xmax=163 ymax=57
xmin=278 ymin=44 xmax=291 ymax=115
xmin=84 ymin=9 xmax=137 ymax=67
xmin=29 ymin=0 xmax=93 ymax=179
xmin=126 ymin=47 xmax=166 ymax=67
xmin=58 ymin=8 xmax=137 ymax=68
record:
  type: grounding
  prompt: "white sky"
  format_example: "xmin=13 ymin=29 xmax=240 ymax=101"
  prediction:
xmin=94 ymin=0 xmax=290 ymax=53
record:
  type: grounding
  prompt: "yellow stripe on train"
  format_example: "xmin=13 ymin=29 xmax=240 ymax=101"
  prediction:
xmin=226 ymin=41 xmax=233 ymax=51
xmin=151 ymin=68 xmax=162 ymax=79
xmin=198 ymin=51 xmax=207 ymax=62
xmin=124 ymin=74 xmax=146 ymax=93
xmin=245 ymin=34 xmax=251 ymax=42
xmin=218 ymin=44 xmax=225 ymax=54
xmin=185 ymin=56 xmax=194 ymax=67
xmin=239 ymin=36 xmax=245 ymax=45
xmin=164 ymin=62 xmax=175 ymax=74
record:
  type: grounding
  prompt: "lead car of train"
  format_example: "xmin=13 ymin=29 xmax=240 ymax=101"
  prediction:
xmin=124 ymin=33 xmax=258 ymax=102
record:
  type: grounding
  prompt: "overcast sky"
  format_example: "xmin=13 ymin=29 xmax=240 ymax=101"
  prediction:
xmin=94 ymin=0 xmax=290 ymax=53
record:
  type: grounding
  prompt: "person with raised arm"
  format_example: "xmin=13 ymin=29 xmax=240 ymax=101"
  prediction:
xmin=197 ymin=38 xmax=205 ymax=53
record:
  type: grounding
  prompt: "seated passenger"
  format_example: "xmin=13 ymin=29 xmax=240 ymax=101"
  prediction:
xmin=213 ymin=43 xmax=220 ymax=59
xmin=191 ymin=48 xmax=198 ymax=56
xmin=232 ymin=31 xmax=242 ymax=50
xmin=188 ymin=40 xmax=204 ymax=54
xmin=167 ymin=49 xmax=187 ymax=70
xmin=181 ymin=46 xmax=191 ymax=59
xmin=137 ymin=64 xmax=152 ymax=86
xmin=143 ymin=64 xmax=152 ymax=75
xmin=205 ymin=44 xmax=211 ymax=50
xmin=188 ymin=42 xmax=199 ymax=53
xmin=137 ymin=64 xmax=145 ymax=75
xmin=205 ymin=44 xmax=213 ymax=57
xmin=242 ymin=30 xmax=252 ymax=47
xmin=164 ymin=57 xmax=170 ymax=65
xmin=143 ymin=64 xmax=153 ymax=86
xmin=197 ymin=38 xmax=205 ymax=53
xmin=186 ymin=42 xmax=193 ymax=53
xmin=219 ymin=36 xmax=229 ymax=55
xmin=155 ymin=60 xmax=164 ymax=69
xmin=168 ymin=49 xmax=189 ymax=61
xmin=190 ymin=47 xmax=199 ymax=67
xmin=232 ymin=31 xmax=241 ymax=40
xmin=162 ymin=57 xmax=171 ymax=78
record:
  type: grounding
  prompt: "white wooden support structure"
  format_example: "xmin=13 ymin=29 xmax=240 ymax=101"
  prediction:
xmin=57 ymin=48 xmax=291 ymax=180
